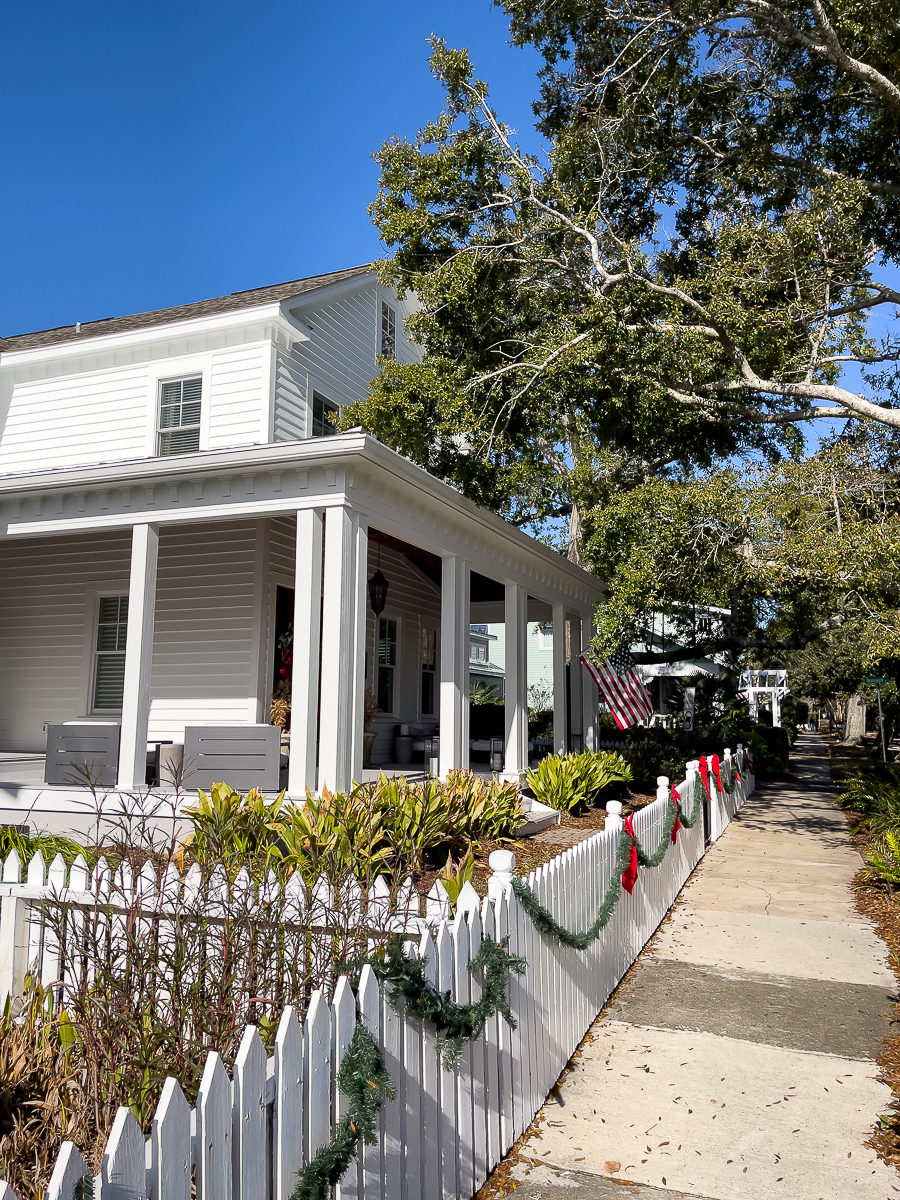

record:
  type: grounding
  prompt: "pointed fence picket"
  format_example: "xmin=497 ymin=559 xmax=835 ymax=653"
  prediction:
xmin=1 ymin=745 xmax=754 ymax=1200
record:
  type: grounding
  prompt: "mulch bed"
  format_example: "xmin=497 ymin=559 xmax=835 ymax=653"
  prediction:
xmin=829 ymin=746 xmax=900 ymax=1168
xmin=417 ymin=791 xmax=657 ymax=902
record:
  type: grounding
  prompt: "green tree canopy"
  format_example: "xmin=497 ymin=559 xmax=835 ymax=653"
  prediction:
xmin=344 ymin=4 xmax=900 ymax=563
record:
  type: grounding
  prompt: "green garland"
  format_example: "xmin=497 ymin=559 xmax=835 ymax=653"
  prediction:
xmin=290 ymin=1019 xmax=394 ymax=1200
xmin=512 ymin=781 xmax=703 ymax=948
xmin=291 ymin=933 xmax=525 ymax=1200
xmin=341 ymin=933 xmax=526 ymax=1070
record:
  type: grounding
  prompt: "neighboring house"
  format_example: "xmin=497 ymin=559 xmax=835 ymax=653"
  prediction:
xmin=485 ymin=622 xmax=555 ymax=700
xmin=0 ymin=266 xmax=604 ymax=827
xmin=635 ymin=606 xmax=730 ymax=716
xmin=469 ymin=624 xmax=505 ymax=698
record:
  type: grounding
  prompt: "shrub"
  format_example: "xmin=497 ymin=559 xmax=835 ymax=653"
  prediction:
xmin=182 ymin=782 xmax=285 ymax=866
xmin=443 ymin=770 xmax=522 ymax=841
xmin=867 ymin=831 xmax=900 ymax=886
xmin=840 ymin=772 xmax=900 ymax=837
xmin=275 ymin=783 xmax=392 ymax=884
xmin=525 ymin=750 xmax=632 ymax=813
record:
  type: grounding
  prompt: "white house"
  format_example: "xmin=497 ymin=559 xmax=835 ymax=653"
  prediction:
xmin=0 ymin=266 xmax=604 ymax=829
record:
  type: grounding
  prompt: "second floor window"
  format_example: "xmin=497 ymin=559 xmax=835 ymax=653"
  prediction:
xmin=158 ymin=377 xmax=201 ymax=456
xmin=312 ymin=392 xmax=339 ymax=437
xmin=381 ymin=302 xmax=396 ymax=358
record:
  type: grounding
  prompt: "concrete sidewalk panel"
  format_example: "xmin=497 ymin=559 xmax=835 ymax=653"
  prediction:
xmin=523 ymin=1020 xmax=898 ymax=1200
xmin=653 ymin=909 xmax=894 ymax=985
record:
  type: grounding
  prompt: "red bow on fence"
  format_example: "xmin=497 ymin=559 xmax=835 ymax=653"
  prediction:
xmin=745 ymin=750 xmax=755 ymax=772
xmin=622 ymin=813 xmax=639 ymax=895
xmin=670 ymin=790 xmax=681 ymax=844
xmin=697 ymin=758 xmax=712 ymax=799
xmin=711 ymin=754 xmax=724 ymax=793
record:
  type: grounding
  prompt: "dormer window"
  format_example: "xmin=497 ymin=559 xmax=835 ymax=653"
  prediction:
xmin=312 ymin=392 xmax=339 ymax=437
xmin=380 ymin=302 xmax=396 ymax=358
xmin=158 ymin=377 xmax=201 ymax=456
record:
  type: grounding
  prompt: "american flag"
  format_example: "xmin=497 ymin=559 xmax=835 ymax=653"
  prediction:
xmin=580 ymin=647 xmax=653 ymax=730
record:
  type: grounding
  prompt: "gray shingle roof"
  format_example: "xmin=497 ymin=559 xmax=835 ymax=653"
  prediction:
xmin=0 ymin=264 xmax=371 ymax=353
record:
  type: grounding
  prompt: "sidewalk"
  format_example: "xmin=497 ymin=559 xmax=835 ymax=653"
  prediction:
xmin=503 ymin=734 xmax=900 ymax=1200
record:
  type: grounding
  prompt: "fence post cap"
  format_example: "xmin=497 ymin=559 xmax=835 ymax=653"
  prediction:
xmin=656 ymin=775 xmax=669 ymax=786
xmin=488 ymin=849 xmax=516 ymax=879
xmin=605 ymin=800 xmax=623 ymax=815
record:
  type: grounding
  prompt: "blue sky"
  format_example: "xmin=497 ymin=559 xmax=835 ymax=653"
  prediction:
xmin=0 ymin=0 xmax=540 ymax=337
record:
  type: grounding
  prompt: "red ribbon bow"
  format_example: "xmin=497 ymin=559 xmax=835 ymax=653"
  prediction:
xmin=670 ymin=790 xmax=681 ymax=844
xmin=711 ymin=753 xmax=724 ymax=792
xmin=621 ymin=813 xmax=638 ymax=895
xmin=745 ymin=750 xmax=755 ymax=772
xmin=697 ymin=757 xmax=712 ymax=799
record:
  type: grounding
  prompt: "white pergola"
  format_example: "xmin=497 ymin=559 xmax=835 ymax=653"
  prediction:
xmin=740 ymin=669 xmax=789 ymax=727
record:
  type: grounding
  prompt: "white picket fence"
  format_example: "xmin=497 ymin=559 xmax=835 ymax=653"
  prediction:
xmin=0 ymin=748 xmax=753 ymax=1200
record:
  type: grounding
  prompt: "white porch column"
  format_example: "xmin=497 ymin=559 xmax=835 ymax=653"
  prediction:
xmin=318 ymin=506 xmax=366 ymax=794
xmin=349 ymin=513 xmax=369 ymax=782
xmin=117 ymin=522 xmax=159 ymax=789
xmin=439 ymin=555 xmax=470 ymax=776
xmin=287 ymin=508 xmax=323 ymax=798
xmin=568 ymin=614 xmax=584 ymax=751
xmin=552 ymin=601 xmax=568 ymax=755
xmin=503 ymin=582 xmax=528 ymax=778
xmin=581 ymin=609 xmax=600 ymax=751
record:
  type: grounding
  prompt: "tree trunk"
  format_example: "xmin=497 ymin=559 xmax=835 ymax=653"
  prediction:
xmin=843 ymin=694 xmax=867 ymax=745
xmin=567 ymin=503 xmax=583 ymax=565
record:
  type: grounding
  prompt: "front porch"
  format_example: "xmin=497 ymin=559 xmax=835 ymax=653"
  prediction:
xmin=0 ymin=433 xmax=605 ymax=829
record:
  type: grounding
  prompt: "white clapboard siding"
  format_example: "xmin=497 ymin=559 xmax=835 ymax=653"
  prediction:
xmin=12 ymin=749 xmax=754 ymax=1200
xmin=273 ymin=350 xmax=307 ymax=443
xmin=0 ymin=366 xmax=151 ymax=474
xmin=0 ymin=529 xmax=131 ymax=750
xmin=148 ymin=520 xmax=260 ymax=741
xmin=207 ymin=345 xmax=268 ymax=451
xmin=295 ymin=289 xmax=378 ymax=410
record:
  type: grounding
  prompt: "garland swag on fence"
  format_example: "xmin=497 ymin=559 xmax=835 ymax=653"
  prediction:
xmin=512 ymin=781 xmax=703 ymax=946
xmin=292 ymin=934 xmax=526 ymax=1200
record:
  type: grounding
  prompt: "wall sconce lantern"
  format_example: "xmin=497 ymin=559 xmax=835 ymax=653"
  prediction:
xmin=490 ymin=737 xmax=504 ymax=774
xmin=368 ymin=569 xmax=389 ymax=616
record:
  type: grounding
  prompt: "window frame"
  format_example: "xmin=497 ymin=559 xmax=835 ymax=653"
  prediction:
xmin=311 ymin=390 xmax=340 ymax=438
xmin=81 ymin=586 xmax=131 ymax=716
xmin=157 ymin=375 xmax=203 ymax=457
xmin=380 ymin=300 xmax=396 ymax=359
xmin=375 ymin=612 xmax=400 ymax=717
xmin=420 ymin=625 xmax=437 ymax=718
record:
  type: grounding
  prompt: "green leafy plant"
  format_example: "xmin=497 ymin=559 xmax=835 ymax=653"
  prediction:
xmin=443 ymin=770 xmax=522 ymax=841
xmin=182 ymin=783 xmax=285 ymax=865
xmin=438 ymin=848 xmax=476 ymax=912
xmin=839 ymin=772 xmax=900 ymax=837
xmin=867 ymin=831 xmax=900 ymax=886
xmin=0 ymin=826 xmax=89 ymax=871
xmin=378 ymin=776 xmax=453 ymax=876
xmin=276 ymin=784 xmax=392 ymax=883
xmin=525 ymin=750 xmax=632 ymax=813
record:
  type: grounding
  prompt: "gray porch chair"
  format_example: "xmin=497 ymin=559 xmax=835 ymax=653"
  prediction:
xmin=182 ymin=724 xmax=281 ymax=792
xmin=45 ymin=723 xmax=121 ymax=786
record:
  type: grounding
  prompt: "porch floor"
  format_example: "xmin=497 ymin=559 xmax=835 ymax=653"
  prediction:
xmin=0 ymin=753 xmax=501 ymax=793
